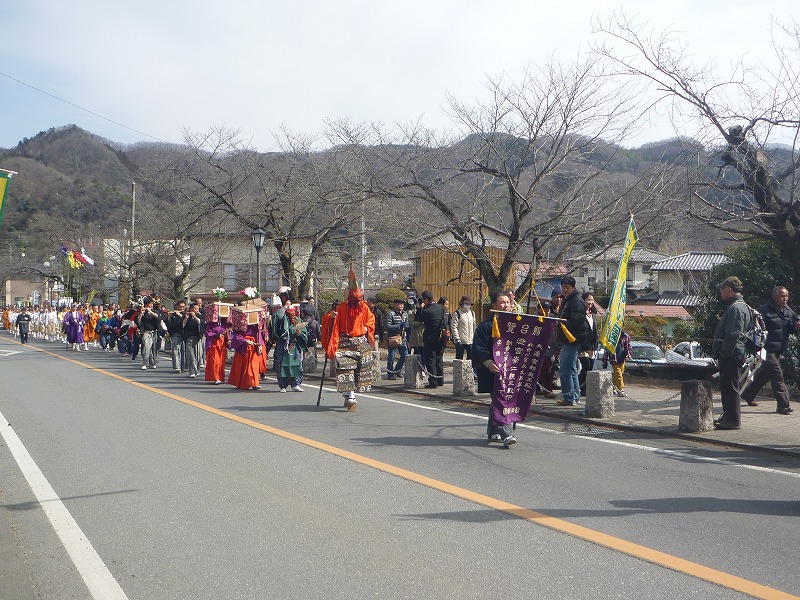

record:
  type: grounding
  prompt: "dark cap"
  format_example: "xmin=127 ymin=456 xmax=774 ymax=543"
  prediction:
xmin=551 ymin=286 xmax=563 ymax=297
xmin=716 ymin=276 xmax=743 ymax=292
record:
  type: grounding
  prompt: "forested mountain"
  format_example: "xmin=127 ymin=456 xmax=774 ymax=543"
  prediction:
xmin=0 ymin=123 xmax=746 ymax=267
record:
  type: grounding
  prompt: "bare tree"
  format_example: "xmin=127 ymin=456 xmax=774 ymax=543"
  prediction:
xmin=596 ymin=14 xmax=800 ymax=295
xmin=329 ymin=55 xmax=675 ymax=296
xmin=145 ymin=127 xmax=365 ymax=299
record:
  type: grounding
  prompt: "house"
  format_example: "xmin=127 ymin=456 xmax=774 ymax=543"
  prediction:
xmin=406 ymin=224 xmax=516 ymax=315
xmin=650 ymin=251 xmax=728 ymax=309
xmin=569 ymin=245 xmax=667 ymax=294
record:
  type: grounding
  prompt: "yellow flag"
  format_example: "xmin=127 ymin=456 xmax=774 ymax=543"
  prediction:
xmin=0 ymin=171 xmax=10 ymax=230
xmin=599 ymin=217 xmax=638 ymax=353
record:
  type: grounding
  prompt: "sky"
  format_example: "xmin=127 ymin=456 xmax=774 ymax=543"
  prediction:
xmin=1 ymin=1 xmax=796 ymax=151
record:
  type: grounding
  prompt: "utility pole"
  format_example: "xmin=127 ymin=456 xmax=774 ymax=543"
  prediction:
xmin=129 ymin=182 xmax=136 ymax=300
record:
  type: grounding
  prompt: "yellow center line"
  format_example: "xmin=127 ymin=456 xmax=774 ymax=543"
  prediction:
xmin=13 ymin=339 xmax=800 ymax=600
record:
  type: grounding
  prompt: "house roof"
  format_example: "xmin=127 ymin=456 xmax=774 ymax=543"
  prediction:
xmin=656 ymin=291 xmax=702 ymax=307
xmin=650 ymin=251 xmax=728 ymax=271
xmin=404 ymin=221 xmax=510 ymax=250
xmin=625 ymin=305 xmax=690 ymax=319
xmin=570 ymin=244 xmax=668 ymax=264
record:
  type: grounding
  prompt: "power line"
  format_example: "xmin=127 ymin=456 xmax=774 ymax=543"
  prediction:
xmin=0 ymin=70 xmax=172 ymax=144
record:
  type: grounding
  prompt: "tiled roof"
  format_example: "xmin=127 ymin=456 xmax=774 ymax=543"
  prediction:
xmin=625 ymin=305 xmax=690 ymax=319
xmin=570 ymin=245 xmax=668 ymax=264
xmin=656 ymin=291 xmax=702 ymax=307
xmin=650 ymin=252 xmax=728 ymax=271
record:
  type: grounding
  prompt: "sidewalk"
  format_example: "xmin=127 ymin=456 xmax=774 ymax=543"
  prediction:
xmin=318 ymin=358 xmax=800 ymax=459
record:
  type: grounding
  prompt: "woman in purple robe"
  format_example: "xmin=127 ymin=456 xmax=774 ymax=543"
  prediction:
xmin=63 ymin=305 xmax=86 ymax=351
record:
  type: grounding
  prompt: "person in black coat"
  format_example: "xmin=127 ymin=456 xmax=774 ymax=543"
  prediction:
xmin=556 ymin=277 xmax=589 ymax=406
xmin=741 ymin=286 xmax=800 ymax=414
xmin=578 ymin=292 xmax=599 ymax=397
xmin=414 ymin=290 xmax=445 ymax=388
xmin=16 ymin=307 xmax=32 ymax=344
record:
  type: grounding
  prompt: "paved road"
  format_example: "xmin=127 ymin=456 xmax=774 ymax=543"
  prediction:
xmin=2 ymin=336 xmax=800 ymax=599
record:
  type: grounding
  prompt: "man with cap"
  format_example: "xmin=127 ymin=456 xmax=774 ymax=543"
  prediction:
xmin=711 ymin=276 xmax=753 ymax=430
xmin=325 ymin=270 xmax=376 ymax=410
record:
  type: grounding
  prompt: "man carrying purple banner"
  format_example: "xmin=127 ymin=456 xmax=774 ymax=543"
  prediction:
xmin=472 ymin=292 xmax=557 ymax=448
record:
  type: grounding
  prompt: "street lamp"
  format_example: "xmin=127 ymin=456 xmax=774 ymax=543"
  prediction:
xmin=251 ymin=227 xmax=266 ymax=296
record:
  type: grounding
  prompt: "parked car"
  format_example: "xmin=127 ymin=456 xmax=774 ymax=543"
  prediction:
xmin=628 ymin=341 xmax=668 ymax=365
xmin=666 ymin=341 xmax=716 ymax=366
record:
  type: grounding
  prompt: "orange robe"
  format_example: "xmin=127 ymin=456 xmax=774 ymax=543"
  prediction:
xmin=325 ymin=301 xmax=375 ymax=359
xmin=227 ymin=335 xmax=260 ymax=389
xmin=84 ymin=311 xmax=99 ymax=342
xmin=205 ymin=334 xmax=227 ymax=382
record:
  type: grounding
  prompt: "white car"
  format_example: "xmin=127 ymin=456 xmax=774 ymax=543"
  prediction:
xmin=666 ymin=341 xmax=716 ymax=366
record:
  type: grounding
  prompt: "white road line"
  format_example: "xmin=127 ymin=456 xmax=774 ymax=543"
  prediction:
xmin=345 ymin=388 xmax=800 ymax=479
xmin=0 ymin=410 xmax=129 ymax=600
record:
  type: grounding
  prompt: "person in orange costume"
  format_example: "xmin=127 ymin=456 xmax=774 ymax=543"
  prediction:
xmin=84 ymin=305 xmax=99 ymax=348
xmin=204 ymin=318 xmax=230 ymax=384
xmin=227 ymin=323 xmax=261 ymax=390
xmin=324 ymin=270 xmax=376 ymax=411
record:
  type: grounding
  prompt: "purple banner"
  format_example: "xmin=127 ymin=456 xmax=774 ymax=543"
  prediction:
xmin=491 ymin=312 xmax=557 ymax=426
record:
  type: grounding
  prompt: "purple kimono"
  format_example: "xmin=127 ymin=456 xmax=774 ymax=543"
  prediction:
xmin=64 ymin=309 xmax=85 ymax=344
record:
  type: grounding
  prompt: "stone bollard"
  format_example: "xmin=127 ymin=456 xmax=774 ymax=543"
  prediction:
xmin=585 ymin=370 xmax=614 ymax=418
xmin=678 ymin=379 xmax=714 ymax=432
xmin=452 ymin=359 xmax=476 ymax=397
xmin=403 ymin=353 xmax=426 ymax=389
xmin=372 ymin=350 xmax=382 ymax=382
xmin=303 ymin=346 xmax=318 ymax=373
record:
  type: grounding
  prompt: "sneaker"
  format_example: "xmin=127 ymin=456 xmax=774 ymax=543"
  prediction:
xmin=151 ymin=365 xmax=156 ymax=369
xmin=141 ymin=365 xmax=148 ymax=370
xmin=190 ymin=374 xmax=197 ymax=378
xmin=214 ymin=380 xmax=222 ymax=385
xmin=488 ymin=434 xmax=503 ymax=443
xmin=174 ymin=369 xmax=181 ymax=374
xmin=502 ymin=436 xmax=517 ymax=447
xmin=291 ymin=385 xmax=303 ymax=392
xmin=280 ymin=388 xmax=287 ymax=393
xmin=557 ymin=400 xmax=577 ymax=406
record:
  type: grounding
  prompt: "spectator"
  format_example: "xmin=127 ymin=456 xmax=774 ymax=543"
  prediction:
xmin=415 ymin=291 xmax=446 ymax=388
xmin=578 ymin=292 xmax=599 ymax=397
xmin=385 ymin=298 xmax=409 ymax=379
xmin=505 ymin=288 xmax=525 ymax=314
xmin=741 ymin=286 xmax=800 ymax=414
xmin=450 ymin=295 xmax=476 ymax=360
xmin=367 ymin=297 xmax=385 ymax=345
xmin=556 ymin=277 xmax=589 ymax=406
xmin=711 ymin=276 xmax=753 ymax=430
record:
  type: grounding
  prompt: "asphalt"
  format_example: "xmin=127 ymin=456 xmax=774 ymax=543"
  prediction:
xmin=351 ymin=355 xmax=800 ymax=459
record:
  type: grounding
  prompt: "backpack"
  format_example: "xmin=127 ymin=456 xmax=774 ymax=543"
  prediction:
xmin=741 ymin=303 xmax=767 ymax=356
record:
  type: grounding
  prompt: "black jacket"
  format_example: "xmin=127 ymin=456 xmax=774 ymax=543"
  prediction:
xmin=415 ymin=302 xmax=445 ymax=346
xmin=557 ymin=290 xmax=589 ymax=346
xmin=758 ymin=300 xmax=798 ymax=355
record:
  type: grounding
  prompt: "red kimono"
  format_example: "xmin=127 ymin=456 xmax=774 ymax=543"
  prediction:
xmin=227 ymin=334 xmax=260 ymax=389
xmin=205 ymin=324 xmax=228 ymax=383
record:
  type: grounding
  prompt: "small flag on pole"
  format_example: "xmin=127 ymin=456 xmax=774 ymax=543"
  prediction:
xmin=599 ymin=216 xmax=638 ymax=354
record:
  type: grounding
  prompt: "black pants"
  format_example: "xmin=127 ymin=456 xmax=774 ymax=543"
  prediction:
xmin=741 ymin=352 xmax=791 ymax=411
xmin=454 ymin=343 xmax=471 ymax=360
xmin=422 ymin=344 xmax=444 ymax=386
xmin=718 ymin=355 xmax=745 ymax=425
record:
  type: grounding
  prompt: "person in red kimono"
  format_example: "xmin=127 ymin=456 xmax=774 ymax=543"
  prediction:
xmin=227 ymin=323 xmax=261 ymax=390
xmin=205 ymin=317 xmax=230 ymax=384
